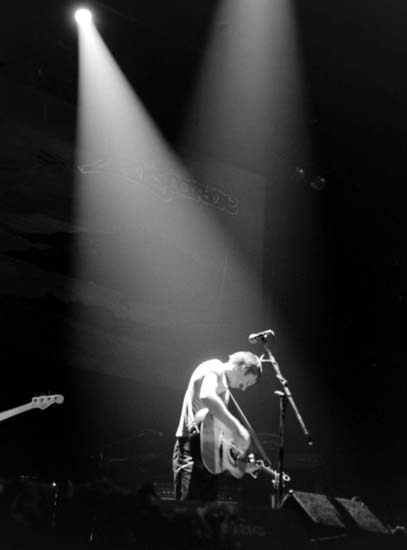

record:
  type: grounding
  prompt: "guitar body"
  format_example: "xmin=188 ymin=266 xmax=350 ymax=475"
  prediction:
xmin=197 ymin=409 xmax=291 ymax=486
xmin=198 ymin=409 xmax=249 ymax=479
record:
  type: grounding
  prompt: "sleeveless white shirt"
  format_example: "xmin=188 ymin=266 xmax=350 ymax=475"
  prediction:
xmin=175 ymin=359 xmax=229 ymax=437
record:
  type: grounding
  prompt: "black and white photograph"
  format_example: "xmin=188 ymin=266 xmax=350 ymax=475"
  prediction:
xmin=0 ymin=1 xmax=406 ymax=548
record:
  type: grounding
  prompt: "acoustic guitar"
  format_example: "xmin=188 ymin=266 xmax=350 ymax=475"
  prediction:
xmin=198 ymin=408 xmax=290 ymax=486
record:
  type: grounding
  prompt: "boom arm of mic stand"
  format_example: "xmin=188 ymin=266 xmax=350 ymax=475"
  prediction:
xmin=262 ymin=345 xmax=314 ymax=446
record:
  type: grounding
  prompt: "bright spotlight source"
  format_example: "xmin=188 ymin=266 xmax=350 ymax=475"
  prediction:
xmin=75 ymin=8 xmax=93 ymax=25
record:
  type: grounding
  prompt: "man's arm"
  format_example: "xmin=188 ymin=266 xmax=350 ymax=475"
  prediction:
xmin=200 ymin=372 xmax=250 ymax=448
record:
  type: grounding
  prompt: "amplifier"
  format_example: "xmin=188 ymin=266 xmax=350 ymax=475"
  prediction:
xmin=153 ymin=481 xmax=175 ymax=501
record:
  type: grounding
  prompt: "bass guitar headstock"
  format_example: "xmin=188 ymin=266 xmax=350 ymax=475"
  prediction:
xmin=31 ymin=395 xmax=64 ymax=410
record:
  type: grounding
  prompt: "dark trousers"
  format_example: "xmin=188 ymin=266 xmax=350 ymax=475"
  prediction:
xmin=173 ymin=432 xmax=218 ymax=501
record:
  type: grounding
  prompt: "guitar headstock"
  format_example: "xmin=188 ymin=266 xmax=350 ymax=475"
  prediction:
xmin=251 ymin=458 xmax=291 ymax=487
xmin=31 ymin=394 xmax=64 ymax=410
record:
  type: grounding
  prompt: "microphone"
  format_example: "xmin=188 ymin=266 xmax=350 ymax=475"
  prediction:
xmin=248 ymin=329 xmax=275 ymax=344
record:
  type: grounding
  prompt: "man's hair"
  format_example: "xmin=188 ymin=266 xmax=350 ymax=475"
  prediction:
xmin=229 ymin=351 xmax=262 ymax=382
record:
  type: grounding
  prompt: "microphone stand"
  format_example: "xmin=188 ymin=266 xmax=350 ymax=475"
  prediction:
xmin=261 ymin=338 xmax=314 ymax=509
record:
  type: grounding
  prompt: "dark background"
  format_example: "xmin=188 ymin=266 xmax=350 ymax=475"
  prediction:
xmin=0 ymin=0 xmax=406 ymax=524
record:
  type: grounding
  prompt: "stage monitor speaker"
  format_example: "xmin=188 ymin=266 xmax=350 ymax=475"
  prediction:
xmin=334 ymin=497 xmax=389 ymax=534
xmin=283 ymin=490 xmax=346 ymax=542
xmin=282 ymin=490 xmax=390 ymax=543
xmin=284 ymin=491 xmax=345 ymax=528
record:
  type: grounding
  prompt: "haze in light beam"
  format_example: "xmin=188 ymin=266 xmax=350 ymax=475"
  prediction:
xmin=74 ymin=19 xmax=264 ymax=388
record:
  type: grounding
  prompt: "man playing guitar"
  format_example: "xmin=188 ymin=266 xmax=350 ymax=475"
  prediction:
xmin=172 ymin=351 xmax=262 ymax=501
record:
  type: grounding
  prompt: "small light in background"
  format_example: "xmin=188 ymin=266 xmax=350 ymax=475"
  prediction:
xmin=310 ymin=175 xmax=326 ymax=191
xmin=293 ymin=167 xmax=327 ymax=191
xmin=294 ymin=166 xmax=306 ymax=182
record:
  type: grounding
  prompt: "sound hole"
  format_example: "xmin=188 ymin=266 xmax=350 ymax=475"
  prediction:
xmin=229 ymin=446 xmax=240 ymax=463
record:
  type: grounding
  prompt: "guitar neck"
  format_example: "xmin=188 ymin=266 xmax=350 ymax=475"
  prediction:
xmin=0 ymin=403 xmax=34 ymax=423
xmin=260 ymin=463 xmax=278 ymax=477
